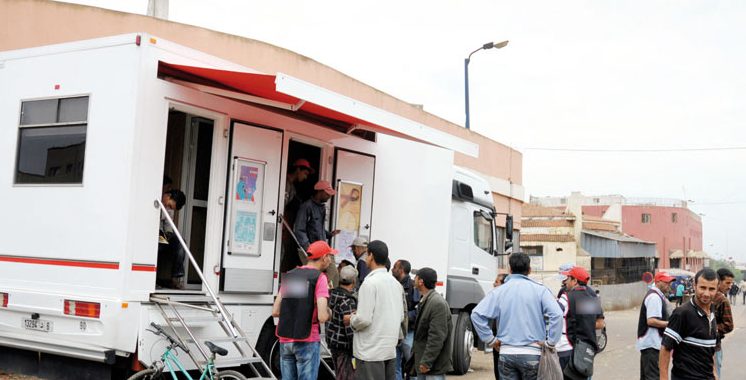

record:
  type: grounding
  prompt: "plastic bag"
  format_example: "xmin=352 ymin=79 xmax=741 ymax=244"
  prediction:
xmin=538 ymin=344 xmax=563 ymax=380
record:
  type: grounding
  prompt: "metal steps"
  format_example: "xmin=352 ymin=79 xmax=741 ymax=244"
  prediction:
xmin=152 ymin=200 xmax=276 ymax=379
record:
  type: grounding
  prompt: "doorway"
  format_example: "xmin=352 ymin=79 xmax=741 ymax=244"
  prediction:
xmin=160 ymin=110 xmax=214 ymax=290
xmin=279 ymin=140 xmax=322 ymax=274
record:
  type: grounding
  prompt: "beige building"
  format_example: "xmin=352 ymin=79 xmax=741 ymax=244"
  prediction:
xmin=0 ymin=0 xmax=524 ymax=228
xmin=520 ymin=205 xmax=580 ymax=276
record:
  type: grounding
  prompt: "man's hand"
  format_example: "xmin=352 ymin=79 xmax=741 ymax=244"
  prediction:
xmin=331 ymin=229 xmax=341 ymax=236
xmin=418 ymin=364 xmax=430 ymax=374
xmin=343 ymin=314 xmax=352 ymax=326
xmin=492 ymin=340 xmax=501 ymax=350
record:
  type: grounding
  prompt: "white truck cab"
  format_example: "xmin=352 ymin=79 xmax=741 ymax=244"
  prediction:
xmin=445 ymin=167 xmax=512 ymax=374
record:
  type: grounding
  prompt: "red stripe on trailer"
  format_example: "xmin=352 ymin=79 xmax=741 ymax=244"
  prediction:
xmin=131 ymin=264 xmax=157 ymax=272
xmin=0 ymin=255 xmax=119 ymax=270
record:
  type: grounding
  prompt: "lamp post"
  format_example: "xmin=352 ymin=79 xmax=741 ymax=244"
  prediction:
xmin=464 ymin=40 xmax=508 ymax=130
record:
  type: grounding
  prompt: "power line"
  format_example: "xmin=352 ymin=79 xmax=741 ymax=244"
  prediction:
xmin=523 ymin=146 xmax=746 ymax=152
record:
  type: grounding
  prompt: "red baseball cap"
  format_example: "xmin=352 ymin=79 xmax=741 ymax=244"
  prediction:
xmin=314 ymin=180 xmax=336 ymax=196
xmin=654 ymin=271 xmax=676 ymax=283
xmin=307 ymin=241 xmax=338 ymax=260
xmin=293 ymin=159 xmax=315 ymax=174
xmin=561 ymin=266 xmax=590 ymax=283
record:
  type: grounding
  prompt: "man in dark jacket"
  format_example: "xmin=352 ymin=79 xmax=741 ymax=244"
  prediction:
xmin=559 ymin=266 xmax=604 ymax=380
xmin=411 ymin=267 xmax=452 ymax=379
xmin=392 ymin=260 xmax=419 ymax=380
xmin=294 ymin=180 xmax=340 ymax=250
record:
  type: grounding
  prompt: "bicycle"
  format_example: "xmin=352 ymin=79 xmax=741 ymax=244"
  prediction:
xmin=127 ymin=322 xmax=248 ymax=380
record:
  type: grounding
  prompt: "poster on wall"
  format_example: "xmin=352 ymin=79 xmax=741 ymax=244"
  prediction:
xmin=229 ymin=158 xmax=265 ymax=256
xmin=333 ymin=180 xmax=363 ymax=264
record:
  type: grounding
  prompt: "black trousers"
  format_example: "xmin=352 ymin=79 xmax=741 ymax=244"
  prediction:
xmin=640 ymin=348 xmax=660 ymax=380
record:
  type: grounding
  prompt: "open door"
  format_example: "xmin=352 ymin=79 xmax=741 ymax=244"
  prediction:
xmin=332 ymin=149 xmax=375 ymax=264
xmin=222 ymin=122 xmax=283 ymax=293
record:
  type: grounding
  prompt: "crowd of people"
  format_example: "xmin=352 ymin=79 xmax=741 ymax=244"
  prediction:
xmin=639 ymin=267 xmax=740 ymax=380
xmin=273 ymin=237 xmax=453 ymax=380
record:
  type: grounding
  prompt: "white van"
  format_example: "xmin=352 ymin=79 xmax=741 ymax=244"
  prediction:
xmin=0 ymin=33 xmax=510 ymax=378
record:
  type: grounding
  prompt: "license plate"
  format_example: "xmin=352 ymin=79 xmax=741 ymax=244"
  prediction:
xmin=24 ymin=318 xmax=53 ymax=332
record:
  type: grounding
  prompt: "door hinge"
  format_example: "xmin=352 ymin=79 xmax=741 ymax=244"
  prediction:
xmin=223 ymin=128 xmax=229 ymax=138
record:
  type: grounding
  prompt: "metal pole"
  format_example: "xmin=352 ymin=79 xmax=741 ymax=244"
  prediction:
xmin=464 ymin=58 xmax=471 ymax=130
xmin=156 ymin=199 xmax=240 ymax=338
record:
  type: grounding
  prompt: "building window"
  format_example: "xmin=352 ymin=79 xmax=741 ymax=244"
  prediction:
xmin=641 ymin=213 xmax=651 ymax=224
xmin=15 ymin=97 xmax=89 ymax=184
xmin=593 ymin=197 xmax=600 ymax=204
xmin=473 ymin=212 xmax=494 ymax=253
xmin=523 ymin=246 xmax=544 ymax=271
xmin=672 ymin=213 xmax=678 ymax=223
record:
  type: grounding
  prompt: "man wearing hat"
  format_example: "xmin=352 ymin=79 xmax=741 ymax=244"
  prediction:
xmin=636 ymin=271 xmax=675 ymax=380
xmin=350 ymin=237 xmax=370 ymax=285
xmin=273 ymin=241 xmax=337 ymax=380
xmin=326 ymin=266 xmax=359 ymax=380
xmin=558 ymin=266 xmax=604 ymax=379
xmin=285 ymin=158 xmax=314 ymax=209
xmin=294 ymin=180 xmax=340 ymax=250
xmin=294 ymin=180 xmax=341 ymax=286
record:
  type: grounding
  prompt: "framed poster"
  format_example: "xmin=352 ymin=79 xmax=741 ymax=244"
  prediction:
xmin=229 ymin=157 xmax=265 ymax=256
xmin=333 ymin=180 xmax=363 ymax=264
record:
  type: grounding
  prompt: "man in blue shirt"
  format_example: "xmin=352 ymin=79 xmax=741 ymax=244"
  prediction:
xmin=471 ymin=253 xmax=563 ymax=380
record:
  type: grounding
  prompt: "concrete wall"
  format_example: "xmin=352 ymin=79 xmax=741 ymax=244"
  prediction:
xmin=596 ymin=281 xmax=648 ymax=311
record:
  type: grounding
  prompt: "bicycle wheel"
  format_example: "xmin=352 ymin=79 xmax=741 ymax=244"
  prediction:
xmin=216 ymin=370 xmax=249 ymax=380
xmin=127 ymin=368 xmax=163 ymax=380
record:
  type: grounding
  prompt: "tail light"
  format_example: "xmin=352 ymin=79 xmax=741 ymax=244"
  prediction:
xmin=0 ymin=293 xmax=7 ymax=307
xmin=64 ymin=300 xmax=100 ymax=318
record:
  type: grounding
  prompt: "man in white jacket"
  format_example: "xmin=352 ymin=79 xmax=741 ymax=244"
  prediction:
xmin=346 ymin=240 xmax=405 ymax=380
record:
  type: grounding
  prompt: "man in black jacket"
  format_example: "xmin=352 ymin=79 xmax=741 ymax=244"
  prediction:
xmin=559 ymin=266 xmax=604 ymax=380
xmin=392 ymin=259 xmax=419 ymax=380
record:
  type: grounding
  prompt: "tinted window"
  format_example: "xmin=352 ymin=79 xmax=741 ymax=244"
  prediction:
xmin=16 ymin=97 xmax=89 ymax=185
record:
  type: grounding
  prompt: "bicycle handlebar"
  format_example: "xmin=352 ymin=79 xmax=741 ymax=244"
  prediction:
xmin=149 ymin=322 xmax=190 ymax=353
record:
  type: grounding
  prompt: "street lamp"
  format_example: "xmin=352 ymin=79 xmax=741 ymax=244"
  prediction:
xmin=464 ymin=40 xmax=508 ymax=130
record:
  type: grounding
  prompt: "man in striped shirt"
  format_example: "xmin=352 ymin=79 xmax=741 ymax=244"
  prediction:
xmin=660 ymin=268 xmax=719 ymax=380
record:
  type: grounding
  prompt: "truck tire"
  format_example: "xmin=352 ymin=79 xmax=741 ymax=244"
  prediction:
xmin=451 ymin=312 xmax=473 ymax=375
xmin=255 ymin=318 xmax=281 ymax=377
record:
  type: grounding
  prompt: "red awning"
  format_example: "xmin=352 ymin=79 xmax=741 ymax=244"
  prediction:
xmin=157 ymin=61 xmax=479 ymax=157
xmin=158 ymin=61 xmax=397 ymax=135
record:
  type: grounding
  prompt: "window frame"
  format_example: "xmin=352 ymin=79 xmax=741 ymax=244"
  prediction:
xmin=672 ymin=212 xmax=678 ymax=223
xmin=641 ymin=213 xmax=651 ymax=224
xmin=473 ymin=210 xmax=494 ymax=255
xmin=14 ymin=95 xmax=91 ymax=187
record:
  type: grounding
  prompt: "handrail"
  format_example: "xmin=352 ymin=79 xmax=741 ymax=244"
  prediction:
xmin=156 ymin=199 xmax=240 ymax=338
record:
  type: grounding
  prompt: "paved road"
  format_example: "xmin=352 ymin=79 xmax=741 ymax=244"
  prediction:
xmin=462 ymin=300 xmax=746 ymax=380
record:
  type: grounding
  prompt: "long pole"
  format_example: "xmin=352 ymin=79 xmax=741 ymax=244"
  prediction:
xmin=464 ymin=57 xmax=471 ymax=130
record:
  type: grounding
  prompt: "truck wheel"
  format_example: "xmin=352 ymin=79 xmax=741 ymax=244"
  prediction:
xmin=451 ymin=312 xmax=473 ymax=375
xmin=255 ymin=318 xmax=281 ymax=377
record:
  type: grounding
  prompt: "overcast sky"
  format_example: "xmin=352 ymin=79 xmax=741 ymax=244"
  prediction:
xmin=57 ymin=0 xmax=746 ymax=263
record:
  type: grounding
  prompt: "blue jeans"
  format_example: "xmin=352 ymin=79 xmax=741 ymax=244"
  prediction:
xmin=715 ymin=350 xmax=722 ymax=379
xmin=280 ymin=341 xmax=320 ymax=380
xmin=396 ymin=331 xmax=414 ymax=380
xmin=498 ymin=354 xmax=540 ymax=380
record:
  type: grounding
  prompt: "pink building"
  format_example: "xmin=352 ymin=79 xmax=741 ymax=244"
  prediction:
xmin=533 ymin=193 xmax=705 ymax=272
xmin=584 ymin=204 xmax=703 ymax=270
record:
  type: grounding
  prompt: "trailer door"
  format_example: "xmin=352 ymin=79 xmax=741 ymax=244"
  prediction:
xmin=222 ymin=122 xmax=283 ymax=293
xmin=332 ymin=148 xmax=375 ymax=264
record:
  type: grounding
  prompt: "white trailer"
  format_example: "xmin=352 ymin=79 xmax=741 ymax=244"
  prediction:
xmin=0 ymin=34 xmax=509 ymax=378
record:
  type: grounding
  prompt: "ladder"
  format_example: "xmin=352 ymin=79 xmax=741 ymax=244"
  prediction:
xmin=154 ymin=200 xmax=276 ymax=379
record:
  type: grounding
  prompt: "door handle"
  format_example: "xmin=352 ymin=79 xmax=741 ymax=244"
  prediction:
xmin=472 ymin=267 xmax=479 ymax=275
xmin=268 ymin=210 xmax=276 ymax=216
xmin=364 ymin=224 xmax=370 ymax=230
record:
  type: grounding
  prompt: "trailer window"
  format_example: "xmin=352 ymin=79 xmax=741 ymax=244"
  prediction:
xmin=474 ymin=212 xmax=493 ymax=253
xmin=15 ymin=97 xmax=89 ymax=184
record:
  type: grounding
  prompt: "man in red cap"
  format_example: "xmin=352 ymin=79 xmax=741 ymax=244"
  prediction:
xmin=636 ymin=271 xmax=675 ymax=380
xmin=285 ymin=158 xmax=314 ymax=209
xmin=272 ymin=240 xmax=337 ymax=380
xmin=294 ymin=180 xmax=340 ymax=251
xmin=558 ymin=266 xmax=604 ymax=379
